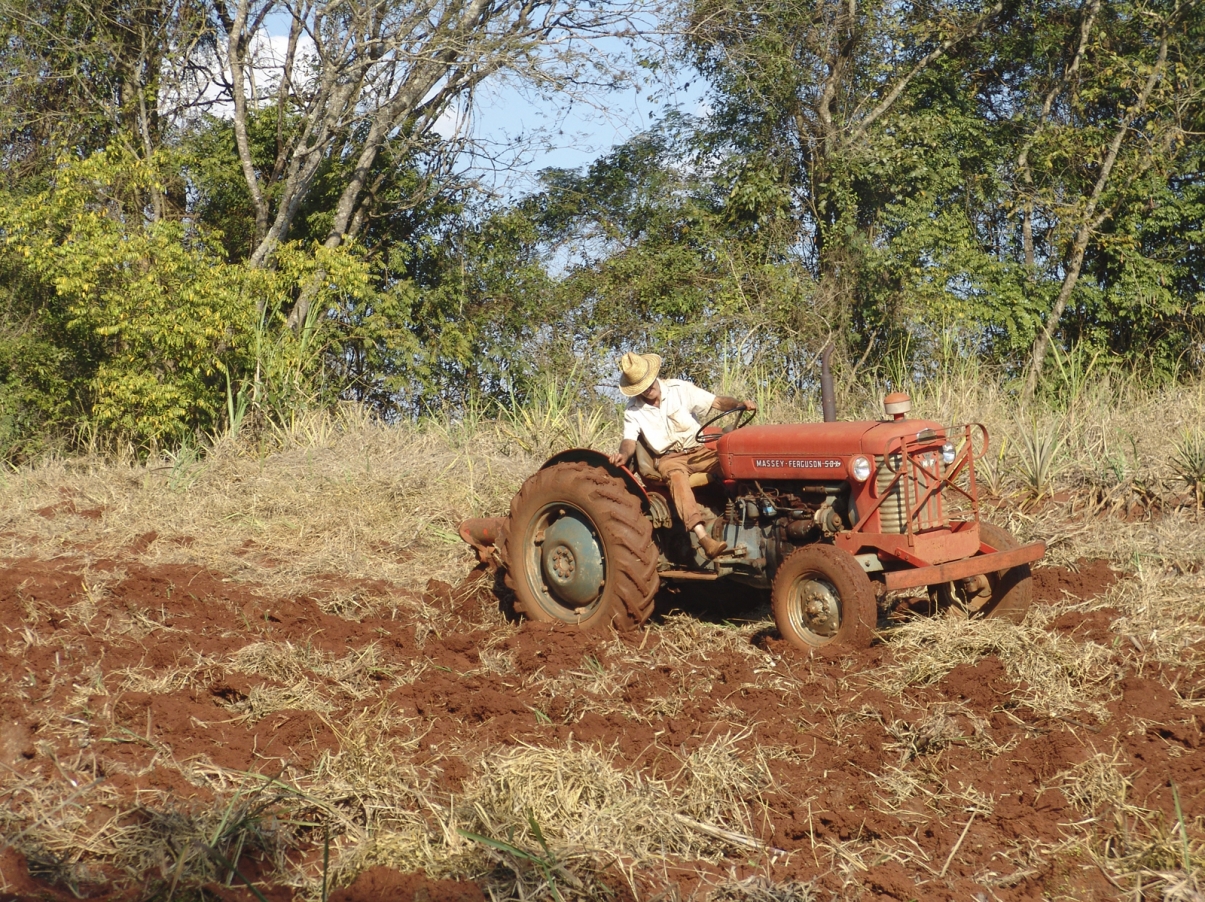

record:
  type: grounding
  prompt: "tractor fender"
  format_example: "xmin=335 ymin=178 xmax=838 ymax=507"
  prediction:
xmin=540 ymin=449 xmax=651 ymax=510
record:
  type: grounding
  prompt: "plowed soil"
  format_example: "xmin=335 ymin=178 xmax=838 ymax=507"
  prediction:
xmin=1 ymin=529 xmax=1201 ymax=902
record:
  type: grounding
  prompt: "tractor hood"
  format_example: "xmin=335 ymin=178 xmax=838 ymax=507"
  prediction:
xmin=715 ymin=419 xmax=944 ymax=481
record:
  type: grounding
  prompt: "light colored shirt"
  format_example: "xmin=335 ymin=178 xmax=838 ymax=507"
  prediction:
xmin=623 ymin=379 xmax=717 ymax=455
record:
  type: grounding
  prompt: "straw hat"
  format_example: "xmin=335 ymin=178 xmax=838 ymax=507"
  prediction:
xmin=618 ymin=352 xmax=662 ymax=397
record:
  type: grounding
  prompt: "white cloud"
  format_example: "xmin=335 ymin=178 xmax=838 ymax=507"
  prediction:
xmin=163 ymin=21 xmax=316 ymax=122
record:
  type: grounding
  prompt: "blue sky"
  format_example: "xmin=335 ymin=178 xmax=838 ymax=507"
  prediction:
xmin=449 ymin=63 xmax=707 ymax=198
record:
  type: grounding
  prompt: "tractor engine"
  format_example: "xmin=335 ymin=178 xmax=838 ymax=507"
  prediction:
xmin=709 ymin=482 xmax=848 ymax=583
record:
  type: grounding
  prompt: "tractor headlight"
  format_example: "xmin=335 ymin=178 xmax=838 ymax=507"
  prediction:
xmin=850 ymin=455 xmax=872 ymax=482
xmin=941 ymin=441 xmax=957 ymax=465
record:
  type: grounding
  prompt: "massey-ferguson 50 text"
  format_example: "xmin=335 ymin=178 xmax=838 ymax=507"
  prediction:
xmin=460 ymin=358 xmax=1045 ymax=651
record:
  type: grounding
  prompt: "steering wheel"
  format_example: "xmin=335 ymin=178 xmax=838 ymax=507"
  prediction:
xmin=696 ymin=404 xmax=757 ymax=445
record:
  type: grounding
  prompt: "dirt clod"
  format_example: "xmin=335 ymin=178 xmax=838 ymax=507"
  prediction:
xmin=1032 ymin=558 xmax=1120 ymax=605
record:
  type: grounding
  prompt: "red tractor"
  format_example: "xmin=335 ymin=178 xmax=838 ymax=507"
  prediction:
xmin=460 ymin=360 xmax=1045 ymax=652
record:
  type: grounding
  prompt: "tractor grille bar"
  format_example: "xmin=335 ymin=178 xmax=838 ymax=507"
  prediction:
xmin=875 ymin=450 xmax=946 ymax=534
xmin=850 ymin=424 xmax=984 ymax=541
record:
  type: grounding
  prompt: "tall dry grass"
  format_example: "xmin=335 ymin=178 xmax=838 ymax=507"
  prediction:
xmin=3 ymin=360 xmax=1203 ymax=591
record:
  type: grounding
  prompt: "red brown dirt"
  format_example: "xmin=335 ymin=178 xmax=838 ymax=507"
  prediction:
xmin=329 ymin=867 xmax=486 ymax=902
xmin=0 ymin=545 xmax=1198 ymax=901
xmin=1032 ymin=557 xmax=1121 ymax=605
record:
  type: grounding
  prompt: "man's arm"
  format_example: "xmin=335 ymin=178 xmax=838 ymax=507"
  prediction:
xmin=609 ymin=438 xmax=637 ymax=467
xmin=712 ymin=395 xmax=757 ymax=413
xmin=683 ymin=382 xmax=755 ymax=420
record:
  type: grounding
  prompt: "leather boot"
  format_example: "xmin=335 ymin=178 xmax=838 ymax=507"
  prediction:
xmin=698 ymin=533 xmax=729 ymax=559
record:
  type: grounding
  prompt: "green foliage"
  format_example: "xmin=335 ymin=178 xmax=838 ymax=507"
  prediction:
xmin=380 ymin=202 xmax=559 ymax=410
xmin=0 ymin=324 xmax=73 ymax=457
xmin=0 ymin=148 xmax=391 ymax=452
xmin=1 ymin=0 xmax=1205 ymax=455
xmin=179 ymin=115 xmax=262 ymax=262
xmin=0 ymin=0 xmax=163 ymax=181
xmin=0 ymin=247 xmax=78 ymax=457
xmin=521 ymin=127 xmax=822 ymax=392
xmin=680 ymin=0 xmax=985 ymax=360
xmin=1 ymin=150 xmax=255 ymax=446
xmin=1014 ymin=419 xmax=1068 ymax=500
xmin=674 ymin=0 xmax=1205 ymax=380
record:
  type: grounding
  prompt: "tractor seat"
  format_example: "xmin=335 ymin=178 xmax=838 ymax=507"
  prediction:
xmin=633 ymin=439 xmax=714 ymax=488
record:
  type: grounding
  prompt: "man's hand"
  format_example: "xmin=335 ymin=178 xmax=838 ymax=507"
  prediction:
xmin=742 ymin=399 xmax=758 ymax=413
xmin=610 ymin=439 xmax=637 ymax=468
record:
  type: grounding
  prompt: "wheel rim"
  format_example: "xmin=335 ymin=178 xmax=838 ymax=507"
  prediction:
xmin=786 ymin=574 xmax=843 ymax=645
xmin=524 ymin=504 xmax=606 ymax=618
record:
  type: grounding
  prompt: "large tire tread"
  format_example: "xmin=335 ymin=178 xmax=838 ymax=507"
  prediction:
xmin=500 ymin=461 xmax=658 ymax=630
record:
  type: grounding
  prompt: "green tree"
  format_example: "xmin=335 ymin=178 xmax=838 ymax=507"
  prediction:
xmin=0 ymin=151 xmax=254 ymax=445
xmin=206 ymin=0 xmax=659 ymax=333
xmin=675 ymin=0 xmax=1205 ymax=385
xmin=680 ymin=0 xmax=1006 ymax=365
xmin=0 ymin=149 xmax=390 ymax=448
xmin=1009 ymin=0 xmax=1205 ymax=393
xmin=0 ymin=0 xmax=212 ymax=218
xmin=0 ymin=252 xmax=85 ymax=458
xmin=465 ymin=124 xmax=828 ymax=393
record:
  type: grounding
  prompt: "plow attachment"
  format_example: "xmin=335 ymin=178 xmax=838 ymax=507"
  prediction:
xmin=459 ymin=517 xmax=506 ymax=565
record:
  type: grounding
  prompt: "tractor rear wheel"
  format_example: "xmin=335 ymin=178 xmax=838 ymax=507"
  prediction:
xmin=772 ymin=545 xmax=878 ymax=652
xmin=500 ymin=461 xmax=658 ymax=630
xmin=931 ymin=521 xmax=1033 ymax=623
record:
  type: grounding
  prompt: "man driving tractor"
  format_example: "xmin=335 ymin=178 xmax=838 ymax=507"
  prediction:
xmin=608 ymin=352 xmax=756 ymax=559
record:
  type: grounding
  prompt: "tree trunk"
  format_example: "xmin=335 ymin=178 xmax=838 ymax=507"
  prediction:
xmin=1022 ymin=23 xmax=1170 ymax=399
xmin=215 ymin=0 xmax=272 ymax=247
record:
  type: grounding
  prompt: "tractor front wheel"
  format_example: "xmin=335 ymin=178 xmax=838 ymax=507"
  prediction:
xmin=931 ymin=521 xmax=1033 ymax=623
xmin=500 ymin=461 xmax=658 ymax=631
xmin=772 ymin=545 xmax=878 ymax=652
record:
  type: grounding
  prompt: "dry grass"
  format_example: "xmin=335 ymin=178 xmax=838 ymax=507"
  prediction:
xmin=0 ymin=407 xmax=537 ymax=601
xmin=708 ymin=875 xmax=816 ymax=901
xmin=879 ymin=615 xmax=1116 ymax=719
xmin=2 ymin=373 xmax=1204 ymax=597
xmin=1051 ymin=566 xmax=1205 ymax=667
xmin=1059 ymin=750 xmax=1131 ymax=816
xmin=1051 ymin=751 xmax=1205 ymax=901
xmin=0 ymin=756 xmax=314 ymax=894
xmin=305 ymin=737 xmax=780 ymax=899
xmin=882 ymin=702 xmax=996 ymax=766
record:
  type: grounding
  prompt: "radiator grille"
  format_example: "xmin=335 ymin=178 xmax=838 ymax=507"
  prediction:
xmin=875 ymin=452 xmax=946 ymax=534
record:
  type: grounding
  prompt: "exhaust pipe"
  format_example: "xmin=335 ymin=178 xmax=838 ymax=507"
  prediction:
xmin=820 ymin=342 xmax=837 ymax=423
